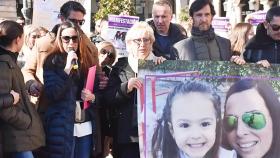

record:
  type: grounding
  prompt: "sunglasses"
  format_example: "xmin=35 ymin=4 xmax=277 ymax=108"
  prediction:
xmin=269 ymin=23 xmax=280 ymax=31
xmin=68 ymin=18 xmax=85 ymax=26
xmin=133 ymin=38 xmax=150 ymax=45
xmin=61 ymin=36 xmax=79 ymax=43
xmin=100 ymin=49 xmax=114 ymax=59
xmin=223 ymin=112 xmax=266 ymax=132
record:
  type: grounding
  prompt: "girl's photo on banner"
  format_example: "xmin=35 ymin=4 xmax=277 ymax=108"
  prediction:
xmin=138 ymin=60 xmax=280 ymax=158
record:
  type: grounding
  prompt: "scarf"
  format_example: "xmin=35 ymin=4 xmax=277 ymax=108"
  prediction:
xmin=191 ymin=26 xmax=215 ymax=41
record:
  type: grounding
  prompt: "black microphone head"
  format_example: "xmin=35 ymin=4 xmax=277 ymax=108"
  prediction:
xmin=67 ymin=49 xmax=79 ymax=70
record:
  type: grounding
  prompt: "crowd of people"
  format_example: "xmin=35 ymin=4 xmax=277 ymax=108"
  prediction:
xmin=0 ymin=0 xmax=280 ymax=158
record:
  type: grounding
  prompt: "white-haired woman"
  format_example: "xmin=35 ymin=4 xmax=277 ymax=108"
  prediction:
xmin=126 ymin=21 xmax=165 ymax=72
xmin=105 ymin=21 xmax=165 ymax=158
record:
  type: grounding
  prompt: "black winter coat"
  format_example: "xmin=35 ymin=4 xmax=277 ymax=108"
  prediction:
xmin=244 ymin=23 xmax=280 ymax=63
xmin=0 ymin=47 xmax=45 ymax=152
xmin=106 ymin=57 xmax=138 ymax=144
xmin=148 ymin=21 xmax=187 ymax=60
xmin=43 ymin=53 xmax=98 ymax=158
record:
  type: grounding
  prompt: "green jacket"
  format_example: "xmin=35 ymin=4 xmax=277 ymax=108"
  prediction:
xmin=0 ymin=48 xmax=45 ymax=152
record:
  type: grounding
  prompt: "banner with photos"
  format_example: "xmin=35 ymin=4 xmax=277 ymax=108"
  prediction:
xmin=138 ymin=60 xmax=280 ymax=158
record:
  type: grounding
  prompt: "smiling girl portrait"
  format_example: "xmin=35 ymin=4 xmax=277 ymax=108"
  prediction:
xmin=152 ymin=81 xmax=223 ymax=158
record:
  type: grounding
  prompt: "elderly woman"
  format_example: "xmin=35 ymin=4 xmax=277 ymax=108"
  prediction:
xmin=105 ymin=21 xmax=165 ymax=158
xmin=126 ymin=21 xmax=165 ymax=72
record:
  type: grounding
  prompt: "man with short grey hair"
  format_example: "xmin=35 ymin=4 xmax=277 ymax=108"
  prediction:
xmin=148 ymin=0 xmax=187 ymax=60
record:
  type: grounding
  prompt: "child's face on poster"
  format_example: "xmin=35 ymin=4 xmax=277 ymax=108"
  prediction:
xmin=225 ymin=88 xmax=273 ymax=158
xmin=169 ymin=92 xmax=217 ymax=158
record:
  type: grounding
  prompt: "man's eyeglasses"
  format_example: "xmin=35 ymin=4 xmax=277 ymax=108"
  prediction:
xmin=100 ymin=49 xmax=114 ymax=59
xmin=61 ymin=36 xmax=79 ymax=43
xmin=223 ymin=112 xmax=266 ymax=132
xmin=133 ymin=38 xmax=151 ymax=45
xmin=269 ymin=23 xmax=280 ymax=31
xmin=68 ymin=18 xmax=85 ymax=26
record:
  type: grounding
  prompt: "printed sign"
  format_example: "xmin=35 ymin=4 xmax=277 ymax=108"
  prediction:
xmin=212 ymin=17 xmax=231 ymax=38
xmin=107 ymin=14 xmax=139 ymax=58
xmin=247 ymin=10 xmax=267 ymax=26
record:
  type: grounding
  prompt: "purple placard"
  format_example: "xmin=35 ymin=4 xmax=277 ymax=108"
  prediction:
xmin=107 ymin=14 xmax=140 ymax=57
xmin=248 ymin=11 xmax=267 ymax=26
xmin=108 ymin=15 xmax=139 ymax=28
xmin=212 ymin=17 xmax=230 ymax=32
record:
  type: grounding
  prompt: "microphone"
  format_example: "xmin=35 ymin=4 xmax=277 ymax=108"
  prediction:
xmin=71 ymin=58 xmax=79 ymax=70
xmin=68 ymin=49 xmax=79 ymax=70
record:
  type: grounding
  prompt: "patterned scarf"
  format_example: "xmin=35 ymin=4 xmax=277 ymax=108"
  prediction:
xmin=191 ymin=26 xmax=215 ymax=41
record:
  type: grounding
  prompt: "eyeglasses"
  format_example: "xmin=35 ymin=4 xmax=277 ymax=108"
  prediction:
xmin=100 ymin=49 xmax=114 ymax=59
xmin=133 ymin=38 xmax=151 ymax=45
xmin=61 ymin=36 xmax=79 ymax=43
xmin=223 ymin=112 xmax=266 ymax=132
xmin=68 ymin=18 xmax=85 ymax=26
xmin=31 ymin=35 xmax=41 ymax=39
xmin=269 ymin=23 xmax=280 ymax=31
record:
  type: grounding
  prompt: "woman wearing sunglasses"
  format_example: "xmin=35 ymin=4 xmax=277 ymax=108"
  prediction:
xmin=223 ymin=79 xmax=280 ymax=158
xmin=43 ymin=21 xmax=100 ymax=158
xmin=95 ymin=41 xmax=117 ymax=157
xmin=97 ymin=41 xmax=117 ymax=68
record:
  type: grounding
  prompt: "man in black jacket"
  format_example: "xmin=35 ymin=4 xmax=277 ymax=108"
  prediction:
xmin=148 ymin=0 xmax=187 ymax=60
xmin=244 ymin=6 xmax=280 ymax=67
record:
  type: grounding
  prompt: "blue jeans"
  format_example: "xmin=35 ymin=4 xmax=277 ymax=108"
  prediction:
xmin=74 ymin=134 xmax=92 ymax=158
xmin=12 ymin=151 xmax=34 ymax=158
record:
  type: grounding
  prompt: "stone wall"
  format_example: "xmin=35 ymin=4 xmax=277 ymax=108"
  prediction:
xmin=0 ymin=0 xmax=17 ymax=20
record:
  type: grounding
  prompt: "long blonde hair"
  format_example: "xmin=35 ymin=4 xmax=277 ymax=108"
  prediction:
xmin=23 ymin=25 xmax=40 ymax=49
xmin=229 ymin=23 xmax=253 ymax=56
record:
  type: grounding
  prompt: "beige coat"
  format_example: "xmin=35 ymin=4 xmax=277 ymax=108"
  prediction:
xmin=0 ymin=52 xmax=45 ymax=152
xmin=22 ymin=32 xmax=56 ymax=85
xmin=21 ymin=32 xmax=56 ymax=107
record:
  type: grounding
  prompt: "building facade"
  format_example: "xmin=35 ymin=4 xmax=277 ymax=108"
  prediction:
xmin=0 ymin=0 xmax=18 ymax=20
xmin=1 ymin=0 xmax=279 ymax=28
